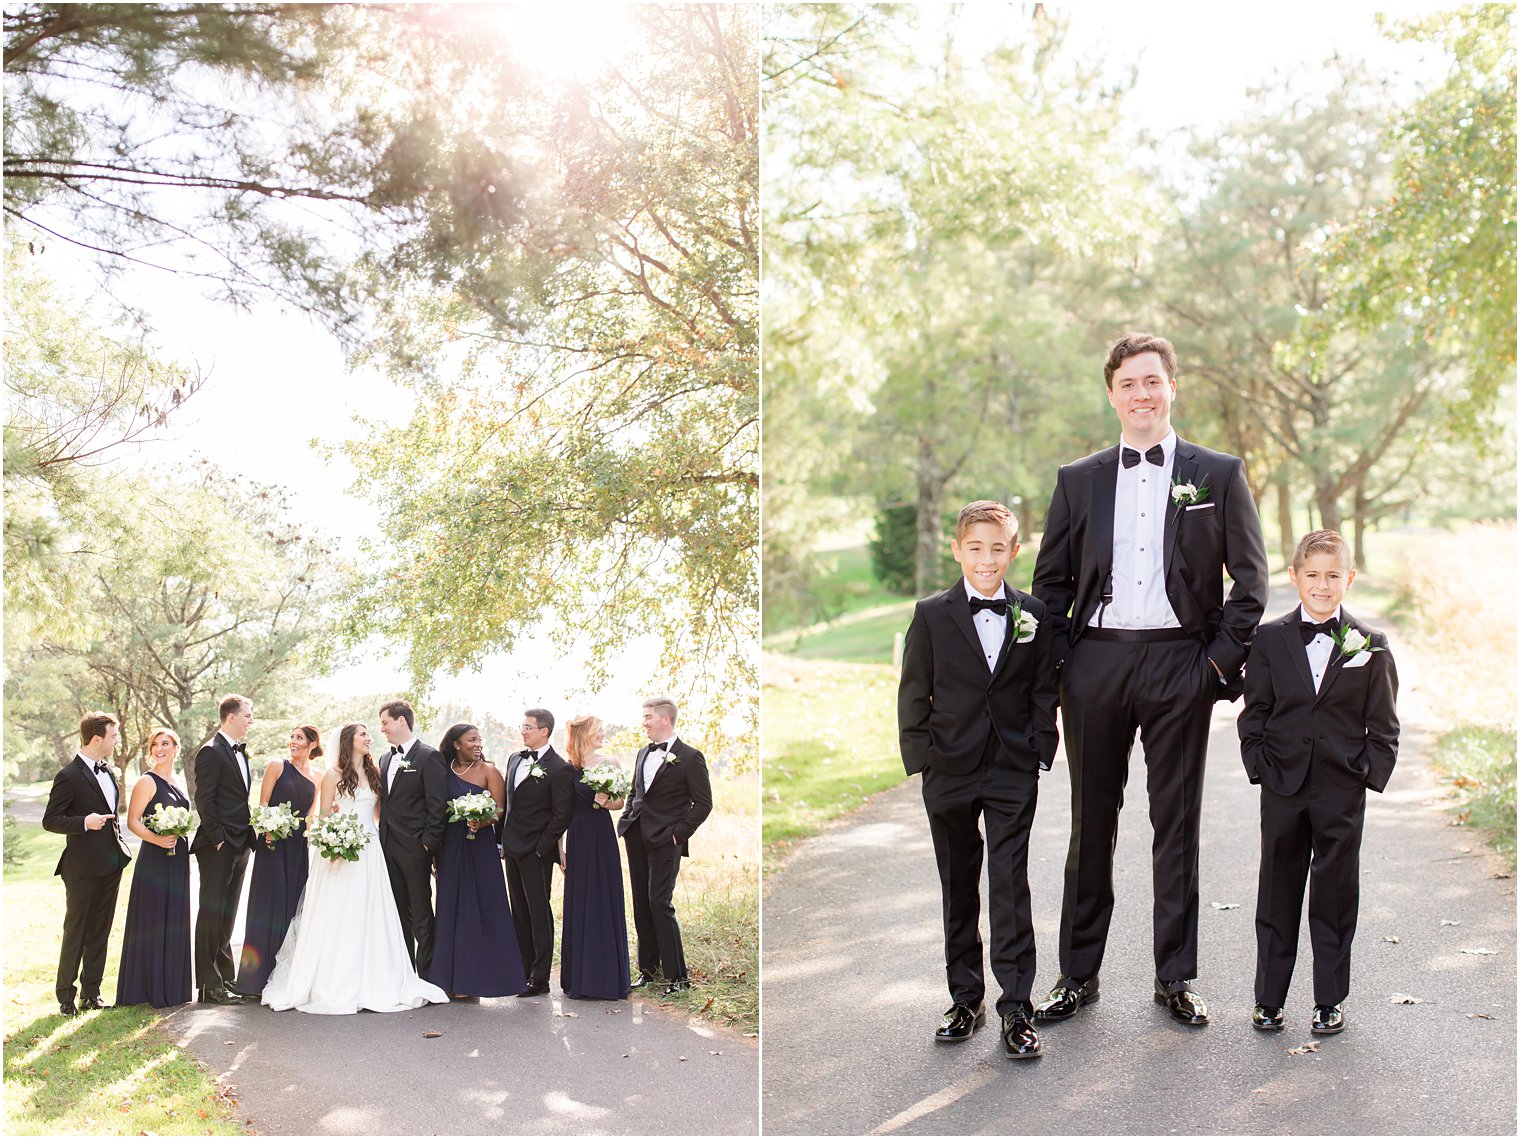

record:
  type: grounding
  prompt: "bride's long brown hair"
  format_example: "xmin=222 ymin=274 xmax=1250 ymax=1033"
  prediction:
xmin=336 ymin=723 xmax=382 ymax=797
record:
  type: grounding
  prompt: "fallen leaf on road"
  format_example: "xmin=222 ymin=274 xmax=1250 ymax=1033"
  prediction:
xmin=1390 ymin=993 xmax=1424 ymax=1004
xmin=679 ymin=1056 xmax=687 ymax=1062
xmin=710 ymin=1050 xmax=722 ymax=1055
xmin=1382 ymin=936 xmax=1400 ymax=943
xmin=555 ymin=1011 xmax=580 ymax=1017
xmin=1210 ymin=902 xmax=1240 ymax=910
xmin=743 ymin=1032 xmax=757 ymax=1038
xmin=422 ymin=1031 xmax=443 ymax=1039
xmin=1440 ymin=919 xmax=1461 ymax=926
xmin=1286 ymin=1041 xmax=1320 ymax=1055
xmin=1461 ymin=948 xmax=1498 ymax=956
xmin=1491 ymin=872 xmax=1513 ymax=880
xmin=223 ymin=1040 xmax=235 ymax=1045
xmin=1466 ymin=1012 xmax=1495 ymax=1019
xmin=605 ymin=1008 xmax=623 ymax=1015
xmin=622 ymin=1054 xmax=629 ymax=1058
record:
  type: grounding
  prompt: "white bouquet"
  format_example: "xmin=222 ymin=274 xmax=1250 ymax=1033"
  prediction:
xmin=581 ymin=762 xmax=631 ymax=806
xmin=144 ymin=803 xmax=196 ymax=855
xmin=250 ymin=801 xmax=301 ymax=844
xmin=447 ymin=791 xmax=500 ymax=839
xmin=308 ymin=810 xmax=371 ymax=862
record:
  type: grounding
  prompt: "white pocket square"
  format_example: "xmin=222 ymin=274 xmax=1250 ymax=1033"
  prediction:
xmin=1342 ymin=653 xmax=1372 ymax=669
xmin=1185 ymin=503 xmax=1215 ymax=511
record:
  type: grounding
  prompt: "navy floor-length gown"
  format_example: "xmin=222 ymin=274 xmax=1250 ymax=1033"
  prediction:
xmin=115 ymin=772 xmax=192 ymax=1007
xmin=235 ymin=762 xmax=315 ymax=994
xmin=560 ymin=766 xmax=632 ymax=999
xmin=428 ymin=769 xmax=527 ymax=997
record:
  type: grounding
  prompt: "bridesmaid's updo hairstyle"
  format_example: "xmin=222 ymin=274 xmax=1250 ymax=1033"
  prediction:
xmin=438 ymin=723 xmax=478 ymax=765
xmin=566 ymin=715 xmax=603 ymax=769
xmin=336 ymin=723 xmax=382 ymax=797
xmin=294 ymin=724 xmax=323 ymax=759
xmin=145 ymin=727 xmax=180 ymax=771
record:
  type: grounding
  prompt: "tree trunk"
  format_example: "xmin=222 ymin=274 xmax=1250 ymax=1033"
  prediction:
xmin=1352 ymin=474 xmax=1368 ymax=570
xmin=1316 ymin=478 xmax=1342 ymax=534
xmin=1274 ymin=464 xmax=1296 ymax=570
xmin=914 ymin=437 xmax=945 ymax=599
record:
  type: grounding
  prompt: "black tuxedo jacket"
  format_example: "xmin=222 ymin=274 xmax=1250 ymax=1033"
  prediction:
xmin=502 ymin=746 xmax=574 ymax=865
xmin=190 ymin=735 xmax=254 ymax=853
xmin=379 ymin=739 xmax=447 ymax=853
xmin=617 ymin=739 xmax=713 ymax=857
xmin=1031 ymin=436 xmax=1269 ymax=688
xmin=42 ymin=757 xmax=132 ymax=879
xmin=898 ymin=583 xmax=1060 ymax=776
xmin=1238 ymin=608 xmax=1400 ymax=795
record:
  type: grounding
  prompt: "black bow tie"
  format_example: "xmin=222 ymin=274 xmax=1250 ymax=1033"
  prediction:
xmin=969 ymin=596 xmax=1007 ymax=615
xmin=93 ymin=762 xmax=111 ymax=776
xmin=231 ymin=742 xmax=247 ymax=755
xmin=389 ymin=745 xmax=403 ymax=757
xmin=1300 ymin=618 xmax=1338 ymax=643
xmin=648 ymin=742 xmax=670 ymax=754
xmin=1121 ymin=443 xmax=1165 ymax=469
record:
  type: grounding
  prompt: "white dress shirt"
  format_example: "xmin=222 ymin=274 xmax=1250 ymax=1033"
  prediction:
xmin=964 ymin=578 xmax=1008 ymax=673
xmin=387 ymin=735 xmax=416 ymax=793
xmin=82 ymin=754 xmax=117 ymax=811
xmin=1091 ymin=431 xmax=1181 ymax=630
xmin=512 ymin=746 xmax=543 ymax=790
xmin=1301 ymin=604 xmax=1342 ymax=693
xmin=218 ymin=729 xmax=251 ymax=789
xmin=641 ymin=737 xmax=678 ymax=792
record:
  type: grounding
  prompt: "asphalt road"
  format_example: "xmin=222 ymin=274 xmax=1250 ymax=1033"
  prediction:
xmin=760 ymin=588 xmax=1516 ymax=1135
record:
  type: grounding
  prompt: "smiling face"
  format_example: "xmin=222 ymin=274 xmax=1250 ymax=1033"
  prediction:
xmin=1289 ymin=551 xmax=1355 ymax=623
xmin=353 ymin=724 xmax=372 ymax=753
xmin=520 ymin=715 xmax=550 ymax=751
xmin=951 ymin=521 xmax=1018 ymax=599
xmin=642 ymin=708 xmax=673 ymax=742
xmin=223 ymin=701 xmax=254 ymax=742
xmin=378 ymin=711 xmax=411 ymax=746
xmin=149 ymin=732 xmax=178 ymax=764
xmin=288 ymin=729 xmax=312 ymax=761
xmin=456 ymin=729 xmax=484 ymax=763
xmin=1107 ymin=350 xmax=1176 ymax=447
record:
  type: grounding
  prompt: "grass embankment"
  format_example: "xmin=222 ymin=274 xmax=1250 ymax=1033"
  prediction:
xmin=2 ymin=822 xmax=245 ymax=1136
xmin=1386 ymin=521 xmax=1517 ymax=869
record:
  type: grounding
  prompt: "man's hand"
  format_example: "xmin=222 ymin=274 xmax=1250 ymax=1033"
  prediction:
xmin=84 ymin=813 xmax=107 ymax=831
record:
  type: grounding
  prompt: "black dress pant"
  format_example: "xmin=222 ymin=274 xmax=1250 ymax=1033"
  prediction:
xmin=57 ymin=870 xmax=123 ymax=1004
xmin=383 ymin=835 xmax=435 ymax=974
xmin=921 ymin=737 xmax=1039 ymax=1015
xmin=1058 ymin=634 xmax=1215 ymax=982
xmin=194 ymin=843 xmax=250 ymax=991
xmin=1255 ymin=763 xmax=1366 ymax=1007
xmin=505 ymin=850 xmax=556 ymax=987
xmin=623 ymin=822 xmax=686 ymax=981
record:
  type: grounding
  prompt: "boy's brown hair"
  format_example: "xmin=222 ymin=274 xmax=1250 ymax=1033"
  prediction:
xmin=954 ymin=500 xmax=1017 ymax=543
xmin=1291 ymin=528 xmax=1353 ymax=571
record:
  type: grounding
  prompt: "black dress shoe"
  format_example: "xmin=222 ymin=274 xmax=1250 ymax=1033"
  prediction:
xmin=58 ymin=1002 xmax=78 ymax=1017
xmin=1000 ymin=1007 xmax=1043 ymax=1059
xmin=198 ymin=986 xmax=241 ymax=1005
xmin=517 ymin=982 xmax=550 ymax=998
xmin=933 ymin=1002 xmax=985 ymax=1042
xmin=663 ymin=978 xmax=691 ymax=995
xmin=1311 ymin=1004 xmax=1345 ymax=1034
xmin=78 ymin=995 xmax=106 ymax=1011
xmin=1252 ymin=1005 xmax=1286 ymax=1031
xmin=1033 ymin=976 xmax=1100 ymax=1021
xmin=1154 ymin=979 xmax=1209 ymax=1026
xmin=630 ymin=970 xmax=658 ymax=990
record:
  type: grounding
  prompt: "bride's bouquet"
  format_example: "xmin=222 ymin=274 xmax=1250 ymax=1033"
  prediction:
xmin=143 ymin=803 xmax=197 ymax=855
xmin=581 ymin=762 xmax=631 ymax=807
xmin=308 ymin=810 xmax=371 ymax=862
xmin=447 ymin=791 xmax=499 ymax=839
xmin=250 ymin=802 xmax=301 ymax=844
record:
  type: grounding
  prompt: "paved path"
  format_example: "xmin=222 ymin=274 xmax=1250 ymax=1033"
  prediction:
xmin=761 ymin=588 xmax=1516 ymax=1135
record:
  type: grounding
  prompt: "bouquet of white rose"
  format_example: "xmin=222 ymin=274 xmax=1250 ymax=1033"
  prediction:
xmin=250 ymin=801 xmax=302 ymax=844
xmin=308 ymin=810 xmax=371 ymax=862
xmin=580 ymin=762 xmax=631 ymax=806
xmin=143 ymin=803 xmax=197 ymax=855
xmin=447 ymin=791 xmax=500 ymax=839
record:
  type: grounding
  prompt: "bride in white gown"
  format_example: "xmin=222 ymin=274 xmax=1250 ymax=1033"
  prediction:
xmin=262 ymin=723 xmax=448 ymax=1014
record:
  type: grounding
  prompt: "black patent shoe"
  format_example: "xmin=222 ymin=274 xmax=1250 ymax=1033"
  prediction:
xmin=1154 ymin=979 xmax=1209 ymax=1026
xmin=78 ymin=995 xmax=106 ymax=1011
xmin=630 ymin=970 xmax=658 ymax=990
xmin=1000 ymin=1007 xmax=1043 ymax=1059
xmin=1311 ymin=1004 xmax=1345 ymax=1034
xmin=517 ymin=982 xmax=550 ymax=998
xmin=1033 ymin=975 xmax=1100 ymax=1021
xmin=198 ymin=986 xmax=241 ymax=1005
xmin=933 ymin=1002 xmax=985 ymax=1042
xmin=663 ymin=977 xmax=691 ymax=996
xmin=58 ymin=1002 xmax=78 ymax=1017
xmin=1252 ymin=1005 xmax=1286 ymax=1031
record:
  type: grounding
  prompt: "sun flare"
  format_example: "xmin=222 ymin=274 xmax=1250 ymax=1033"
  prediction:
xmin=485 ymin=2 xmax=637 ymax=79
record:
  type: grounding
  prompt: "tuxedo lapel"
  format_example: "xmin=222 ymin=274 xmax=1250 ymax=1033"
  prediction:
xmin=945 ymin=587 xmax=983 ymax=662
xmin=1163 ymin=439 xmax=1200 ymax=582
xmin=991 ymin=585 xmax=1021 ymax=678
xmin=1279 ymin=617 xmax=1318 ymax=699
xmin=75 ymin=758 xmax=112 ymax=814
xmin=1089 ymin=448 xmax=1118 ymax=581
xmin=505 ymin=752 xmax=524 ymax=805
xmin=1316 ymin=609 xmax=1361 ymax=704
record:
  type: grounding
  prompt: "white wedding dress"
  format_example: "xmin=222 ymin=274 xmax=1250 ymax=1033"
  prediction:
xmin=262 ymin=785 xmax=448 ymax=1014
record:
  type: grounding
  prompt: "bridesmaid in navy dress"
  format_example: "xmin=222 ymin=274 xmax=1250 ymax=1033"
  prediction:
xmin=116 ymin=728 xmax=193 ymax=1007
xmin=560 ymin=715 xmax=632 ymax=1000
xmin=428 ymin=723 xmax=527 ymax=998
xmin=234 ymin=726 xmax=319 ymax=994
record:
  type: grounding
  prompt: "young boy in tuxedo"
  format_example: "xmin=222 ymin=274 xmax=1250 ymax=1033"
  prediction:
xmin=1238 ymin=528 xmax=1399 ymax=1035
xmin=897 ymin=500 xmax=1060 ymax=1059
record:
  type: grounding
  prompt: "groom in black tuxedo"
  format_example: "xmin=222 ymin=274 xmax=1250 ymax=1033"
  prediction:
xmin=1031 ymin=332 xmax=1268 ymax=1027
xmin=618 ymin=697 xmax=713 ymax=995
xmin=502 ymin=707 xmax=573 ymax=997
xmin=42 ymin=712 xmax=133 ymax=1015
xmin=377 ymin=699 xmax=447 ymax=974
xmin=190 ymin=694 xmax=257 ymax=1003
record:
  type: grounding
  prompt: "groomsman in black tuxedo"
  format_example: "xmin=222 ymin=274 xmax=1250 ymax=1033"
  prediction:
xmin=1031 ymin=332 xmax=1268 ymax=1027
xmin=190 ymin=694 xmax=257 ymax=1003
xmin=898 ymin=501 xmax=1060 ymax=1058
xmin=377 ymin=699 xmax=447 ymax=974
xmin=618 ymin=697 xmax=713 ymax=995
xmin=501 ymin=708 xmax=573 ymax=997
xmin=43 ymin=712 xmax=133 ymax=1015
xmin=1239 ymin=529 xmax=1398 ymax=1035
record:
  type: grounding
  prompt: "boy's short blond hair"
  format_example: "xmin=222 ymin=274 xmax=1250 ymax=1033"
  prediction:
xmin=954 ymin=500 xmax=1017 ymax=543
xmin=1291 ymin=528 xmax=1352 ymax=571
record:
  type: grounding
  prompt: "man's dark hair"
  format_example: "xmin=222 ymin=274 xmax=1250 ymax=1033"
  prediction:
xmin=379 ymin=700 xmax=415 ymax=730
xmin=525 ymin=707 xmax=555 ymax=734
xmin=1103 ymin=332 xmax=1178 ymax=389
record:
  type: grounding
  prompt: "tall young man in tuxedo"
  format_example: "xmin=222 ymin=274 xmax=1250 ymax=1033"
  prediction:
xmin=1031 ymin=332 xmax=1268 ymax=1027
xmin=190 ymin=694 xmax=257 ymax=1003
xmin=618 ymin=697 xmax=713 ymax=995
xmin=377 ymin=699 xmax=447 ymax=974
xmin=501 ymin=707 xmax=573 ymax=997
xmin=43 ymin=712 xmax=133 ymax=1015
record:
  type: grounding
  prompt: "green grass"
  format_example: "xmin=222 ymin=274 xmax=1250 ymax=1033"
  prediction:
xmin=1432 ymin=726 xmax=1517 ymax=870
xmin=762 ymin=655 xmax=905 ymax=865
xmin=3 ymin=822 xmax=246 ymax=1136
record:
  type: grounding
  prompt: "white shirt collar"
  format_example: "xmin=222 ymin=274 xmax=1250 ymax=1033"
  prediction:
xmin=1118 ymin=430 xmax=1177 ymax=465
xmin=962 ymin=577 xmax=1007 ymax=604
xmin=217 ymin=729 xmax=242 ymax=751
xmin=650 ymin=735 xmax=678 ymax=752
xmin=395 ymin=735 xmax=416 ymax=758
xmin=1298 ymin=604 xmax=1343 ymax=626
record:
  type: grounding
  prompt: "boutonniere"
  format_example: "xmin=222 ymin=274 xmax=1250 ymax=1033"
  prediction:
xmin=528 ymin=761 xmax=546 ymax=779
xmin=392 ymin=757 xmax=411 ymax=773
xmin=1330 ymin=624 xmax=1382 ymax=661
xmin=1171 ymin=476 xmax=1210 ymax=507
xmin=1011 ymin=603 xmax=1038 ymax=644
